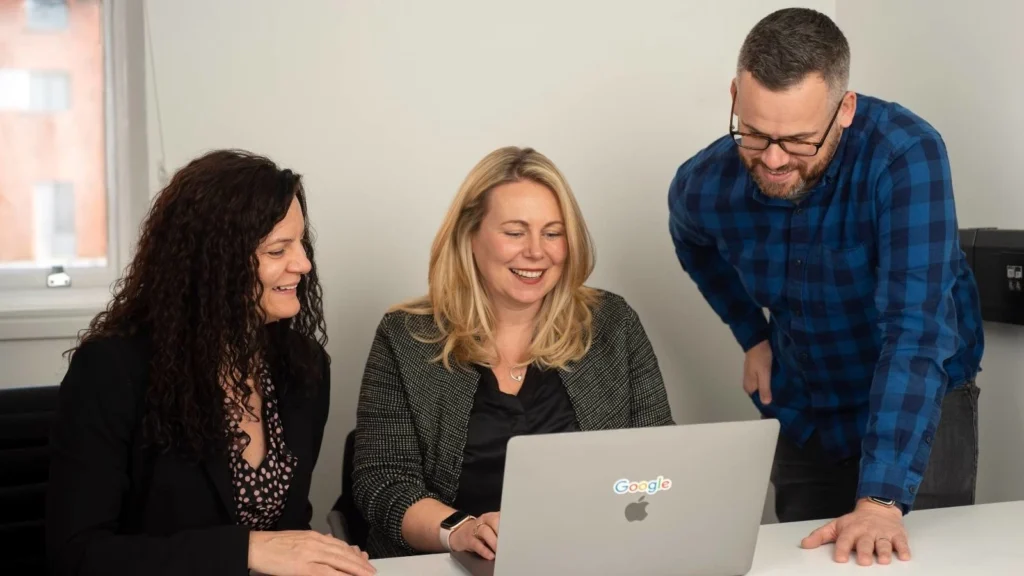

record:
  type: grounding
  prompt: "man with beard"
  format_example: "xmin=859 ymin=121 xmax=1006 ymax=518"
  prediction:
xmin=667 ymin=7 xmax=984 ymax=568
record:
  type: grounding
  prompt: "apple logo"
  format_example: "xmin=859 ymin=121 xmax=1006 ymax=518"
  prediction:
xmin=624 ymin=495 xmax=649 ymax=522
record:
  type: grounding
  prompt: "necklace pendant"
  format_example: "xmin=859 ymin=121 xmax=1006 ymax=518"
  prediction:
xmin=510 ymin=366 xmax=525 ymax=382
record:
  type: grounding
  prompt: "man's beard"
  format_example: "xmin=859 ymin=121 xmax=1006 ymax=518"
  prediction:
xmin=744 ymin=129 xmax=842 ymax=200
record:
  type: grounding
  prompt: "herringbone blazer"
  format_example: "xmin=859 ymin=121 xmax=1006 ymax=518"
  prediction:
xmin=351 ymin=289 xmax=674 ymax=558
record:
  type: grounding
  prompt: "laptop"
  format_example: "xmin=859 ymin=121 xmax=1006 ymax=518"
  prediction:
xmin=451 ymin=418 xmax=779 ymax=576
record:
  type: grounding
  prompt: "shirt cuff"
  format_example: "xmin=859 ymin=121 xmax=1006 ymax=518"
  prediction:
xmin=730 ymin=312 xmax=771 ymax=352
xmin=383 ymin=485 xmax=442 ymax=553
xmin=857 ymin=461 xmax=923 ymax=514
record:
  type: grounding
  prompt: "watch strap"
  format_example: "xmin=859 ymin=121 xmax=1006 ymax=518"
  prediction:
xmin=439 ymin=513 xmax=475 ymax=551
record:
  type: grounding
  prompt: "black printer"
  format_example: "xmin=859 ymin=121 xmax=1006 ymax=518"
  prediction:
xmin=960 ymin=228 xmax=1024 ymax=325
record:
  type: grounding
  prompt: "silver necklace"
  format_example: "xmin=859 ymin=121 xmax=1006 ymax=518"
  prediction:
xmin=510 ymin=365 xmax=526 ymax=382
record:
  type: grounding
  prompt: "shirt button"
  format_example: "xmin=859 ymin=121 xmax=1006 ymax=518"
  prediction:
xmin=909 ymin=484 xmax=917 ymax=495
xmin=795 ymin=259 xmax=803 ymax=267
xmin=793 ymin=308 xmax=802 ymax=317
xmin=795 ymin=208 xmax=804 ymax=215
xmin=799 ymin=352 xmax=809 ymax=361
xmin=924 ymin=432 xmax=933 ymax=444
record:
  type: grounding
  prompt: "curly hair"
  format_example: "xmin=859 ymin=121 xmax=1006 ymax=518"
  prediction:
xmin=72 ymin=149 xmax=327 ymax=460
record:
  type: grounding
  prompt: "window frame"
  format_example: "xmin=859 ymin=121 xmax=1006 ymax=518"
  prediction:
xmin=0 ymin=0 xmax=149 ymax=341
xmin=24 ymin=0 xmax=71 ymax=32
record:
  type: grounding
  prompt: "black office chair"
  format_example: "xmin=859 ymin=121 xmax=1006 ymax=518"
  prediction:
xmin=0 ymin=385 xmax=60 ymax=574
xmin=328 ymin=429 xmax=369 ymax=549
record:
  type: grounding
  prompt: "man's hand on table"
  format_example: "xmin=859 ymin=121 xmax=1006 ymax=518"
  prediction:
xmin=800 ymin=498 xmax=911 ymax=565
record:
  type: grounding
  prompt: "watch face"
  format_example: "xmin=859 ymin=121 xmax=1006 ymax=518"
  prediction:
xmin=441 ymin=510 xmax=471 ymax=530
xmin=870 ymin=497 xmax=896 ymax=506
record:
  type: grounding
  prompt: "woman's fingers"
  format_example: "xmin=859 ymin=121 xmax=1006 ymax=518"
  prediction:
xmin=470 ymin=534 xmax=495 ymax=561
xmin=475 ymin=522 xmax=498 ymax=553
xmin=480 ymin=512 xmax=500 ymax=535
xmin=312 ymin=534 xmax=376 ymax=576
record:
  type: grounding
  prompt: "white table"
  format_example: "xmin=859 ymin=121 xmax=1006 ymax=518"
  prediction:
xmin=371 ymin=500 xmax=1024 ymax=575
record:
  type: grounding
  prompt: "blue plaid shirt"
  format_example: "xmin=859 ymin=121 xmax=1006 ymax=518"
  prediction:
xmin=668 ymin=94 xmax=984 ymax=511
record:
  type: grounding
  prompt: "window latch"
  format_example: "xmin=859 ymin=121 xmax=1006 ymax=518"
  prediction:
xmin=47 ymin=265 xmax=72 ymax=288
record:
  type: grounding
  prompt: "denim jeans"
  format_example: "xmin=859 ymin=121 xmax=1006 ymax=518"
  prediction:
xmin=769 ymin=380 xmax=980 ymax=522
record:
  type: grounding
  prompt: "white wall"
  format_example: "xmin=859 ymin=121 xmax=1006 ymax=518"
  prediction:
xmin=137 ymin=0 xmax=831 ymax=529
xmin=0 ymin=337 xmax=75 ymax=386
xmin=837 ymin=0 xmax=1024 ymax=506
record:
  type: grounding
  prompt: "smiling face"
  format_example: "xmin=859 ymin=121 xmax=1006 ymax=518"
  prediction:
xmin=257 ymin=195 xmax=311 ymax=323
xmin=470 ymin=179 xmax=568 ymax=316
xmin=732 ymin=71 xmax=855 ymax=200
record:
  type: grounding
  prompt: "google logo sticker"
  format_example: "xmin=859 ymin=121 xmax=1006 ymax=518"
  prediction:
xmin=613 ymin=476 xmax=672 ymax=495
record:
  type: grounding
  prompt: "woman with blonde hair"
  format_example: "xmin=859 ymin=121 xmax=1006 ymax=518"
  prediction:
xmin=351 ymin=146 xmax=673 ymax=559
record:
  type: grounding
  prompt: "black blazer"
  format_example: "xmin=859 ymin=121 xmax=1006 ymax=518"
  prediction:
xmin=45 ymin=332 xmax=331 ymax=576
xmin=352 ymin=290 xmax=675 ymax=558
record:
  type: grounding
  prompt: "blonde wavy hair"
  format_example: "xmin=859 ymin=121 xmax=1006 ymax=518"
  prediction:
xmin=393 ymin=146 xmax=600 ymax=370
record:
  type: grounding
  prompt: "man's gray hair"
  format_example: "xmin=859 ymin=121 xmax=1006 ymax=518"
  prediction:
xmin=737 ymin=8 xmax=850 ymax=102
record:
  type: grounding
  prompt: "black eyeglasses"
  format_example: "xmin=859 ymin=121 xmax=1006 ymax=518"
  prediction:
xmin=729 ymin=96 xmax=843 ymax=157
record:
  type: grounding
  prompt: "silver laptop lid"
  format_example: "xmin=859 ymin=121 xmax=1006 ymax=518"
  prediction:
xmin=492 ymin=419 xmax=779 ymax=576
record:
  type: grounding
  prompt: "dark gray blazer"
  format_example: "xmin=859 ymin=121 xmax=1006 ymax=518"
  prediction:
xmin=352 ymin=290 xmax=675 ymax=558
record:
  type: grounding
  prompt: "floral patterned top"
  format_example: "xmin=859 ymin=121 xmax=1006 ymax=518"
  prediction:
xmin=223 ymin=369 xmax=297 ymax=530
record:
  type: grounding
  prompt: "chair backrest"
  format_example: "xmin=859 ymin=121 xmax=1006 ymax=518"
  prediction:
xmin=0 ymin=385 xmax=60 ymax=574
xmin=335 ymin=428 xmax=369 ymax=549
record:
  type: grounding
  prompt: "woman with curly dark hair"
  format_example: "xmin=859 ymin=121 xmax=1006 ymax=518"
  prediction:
xmin=45 ymin=150 xmax=375 ymax=576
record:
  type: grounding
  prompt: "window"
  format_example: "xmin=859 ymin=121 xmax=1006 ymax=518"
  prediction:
xmin=0 ymin=0 xmax=148 ymax=340
xmin=30 ymin=71 xmax=72 ymax=111
xmin=0 ymin=69 xmax=71 ymax=111
xmin=32 ymin=182 xmax=79 ymax=263
xmin=0 ymin=0 xmax=104 ymax=282
xmin=25 ymin=0 xmax=69 ymax=31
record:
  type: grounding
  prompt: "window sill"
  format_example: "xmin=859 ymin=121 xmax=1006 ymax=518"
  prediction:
xmin=0 ymin=287 xmax=110 ymax=341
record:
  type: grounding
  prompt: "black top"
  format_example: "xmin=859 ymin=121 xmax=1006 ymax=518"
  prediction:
xmin=224 ymin=367 xmax=297 ymax=530
xmin=46 ymin=333 xmax=331 ymax=576
xmin=453 ymin=364 xmax=580 ymax=517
